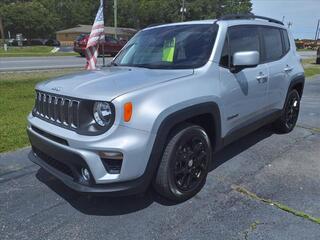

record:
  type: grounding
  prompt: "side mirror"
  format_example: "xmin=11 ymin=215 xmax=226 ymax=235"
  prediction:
xmin=231 ymin=51 xmax=260 ymax=73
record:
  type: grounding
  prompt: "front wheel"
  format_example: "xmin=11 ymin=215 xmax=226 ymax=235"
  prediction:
xmin=153 ymin=124 xmax=212 ymax=202
xmin=273 ymin=89 xmax=300 ymax=133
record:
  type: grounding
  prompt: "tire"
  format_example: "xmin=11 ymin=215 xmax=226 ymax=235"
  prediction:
xmin=273 ymin=89 xmax=301 ymax=133
xmin=153 ymin=124 xmax=212 ymax=202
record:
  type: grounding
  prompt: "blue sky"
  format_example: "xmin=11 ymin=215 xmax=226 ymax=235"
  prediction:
xmin=251 ymin=0 xmax=320 ymax=39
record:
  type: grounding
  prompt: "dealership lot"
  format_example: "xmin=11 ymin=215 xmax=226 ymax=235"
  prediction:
xmin=1 ymin=76 xmax=320 ymax=240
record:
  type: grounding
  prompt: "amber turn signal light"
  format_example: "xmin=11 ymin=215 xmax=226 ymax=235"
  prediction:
xmin=124 ymin=102 xmax=133 ymax=122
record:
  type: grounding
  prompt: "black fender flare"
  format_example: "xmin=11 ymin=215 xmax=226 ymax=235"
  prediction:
xmin=141 ymin=102 xmax=222 ymax=187
xmin=288 ymin=74 xmax=305 ymax=97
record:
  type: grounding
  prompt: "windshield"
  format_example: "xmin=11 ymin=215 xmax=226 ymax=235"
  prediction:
xmin=113 ymin=24 xmax=218 ymax=69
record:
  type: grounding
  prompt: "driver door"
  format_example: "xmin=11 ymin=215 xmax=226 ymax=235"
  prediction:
xmin=219 ymin=25 xmax=269 ymax=135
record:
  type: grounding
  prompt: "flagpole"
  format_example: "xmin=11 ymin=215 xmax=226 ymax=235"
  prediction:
xmin=102 ymin=0 xmax=106 ymax=67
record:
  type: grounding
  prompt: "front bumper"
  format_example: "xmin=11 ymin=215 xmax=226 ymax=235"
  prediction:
xmin=27 ymin=111 xmax=156 ymax=194
xmin=27 ymin=127 xmax=151 ymax=195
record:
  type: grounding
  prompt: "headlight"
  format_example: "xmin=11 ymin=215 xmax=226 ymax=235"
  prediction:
xmin=93 ymin=102 xmax=113 ymax=127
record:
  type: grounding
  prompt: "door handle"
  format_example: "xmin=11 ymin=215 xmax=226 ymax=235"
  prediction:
xmin=256 ymin=73 xmax=268 ymax=83
xmin=284 ymin=66 xmax=293 ymax=73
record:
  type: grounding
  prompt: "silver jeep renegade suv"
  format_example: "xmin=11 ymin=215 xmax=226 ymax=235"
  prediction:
xmin=27 ymin=15 xmax=305 ymax=202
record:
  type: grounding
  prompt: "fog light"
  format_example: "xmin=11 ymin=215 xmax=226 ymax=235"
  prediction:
xmin=81 ymin=168 xmax=90 ymax=181
xmin=99 ymin=151 xmax=123 ymax=174
xmin=99 ymin=151 xmax=123 ymax=160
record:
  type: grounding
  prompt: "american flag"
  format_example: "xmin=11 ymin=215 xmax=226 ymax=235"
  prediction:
xmin=85 ymin=0 xmax=105 ymax=70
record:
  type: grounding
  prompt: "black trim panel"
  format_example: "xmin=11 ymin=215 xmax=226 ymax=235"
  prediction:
xmin=223 ymin=110 xmax=281 ymax=146
xmin=289 ymin=75 xmax=305 ymax=96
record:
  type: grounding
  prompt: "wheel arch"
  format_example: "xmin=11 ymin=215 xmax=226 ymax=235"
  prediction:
xmin=288 ymin=74 xmax=305 ymax=98
xmin=142 ymin=102 xmax=222 ymax=187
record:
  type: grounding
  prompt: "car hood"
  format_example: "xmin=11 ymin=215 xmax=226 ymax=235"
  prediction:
xmin=36 ymin=67 xmax=194 ymax=101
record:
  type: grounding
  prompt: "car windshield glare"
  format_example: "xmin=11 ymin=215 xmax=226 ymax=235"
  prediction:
xmin=113 ymin=24 xmax=218 ymax=69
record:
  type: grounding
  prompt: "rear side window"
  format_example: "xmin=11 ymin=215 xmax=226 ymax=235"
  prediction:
xmin=281 ymin=29 xmax=290 ymax=53
xmin=228 ymin=26 xmax=260 ymax=66
xmin=261 ymin=27 xmax=283 ymax=62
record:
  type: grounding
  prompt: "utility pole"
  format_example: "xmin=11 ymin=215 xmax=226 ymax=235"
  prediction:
xmin=0 ymin=16 xmax=4 ymax=46
xmin=180 ymin=0 xmax=187 ymax=22
xmin=315 ymin=19 xmax=320 ymax=41
xmin=102 ymin=0 xmax=106 ymax=67
xmin=114 ymin=0 xmax=118 ymax=39
xmin=216 ymin=0 xmax=226 ymax=18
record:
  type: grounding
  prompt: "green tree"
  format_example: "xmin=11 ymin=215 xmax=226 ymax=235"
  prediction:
xmin=116 ymin=0 xmax=252 ymax=28
xmin=36 ymin=0 xmax=100 ymax=28
xmin=0 ymin=1 xmax=59 ymax=38
xmin=0 ymin=0 xmax=252 ymax=38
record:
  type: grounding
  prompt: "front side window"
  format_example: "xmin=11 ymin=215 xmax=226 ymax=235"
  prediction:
xmin=113 ymin=24 xmax=218 ymax=69
xmin=228 ymin=26 xmax=260 ymax=66
xmin=261 ymin=27 xmax=283 ymax=62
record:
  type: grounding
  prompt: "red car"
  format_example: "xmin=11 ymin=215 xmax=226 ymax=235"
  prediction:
xmin=74 ymin=34 xmax=126 ymax=57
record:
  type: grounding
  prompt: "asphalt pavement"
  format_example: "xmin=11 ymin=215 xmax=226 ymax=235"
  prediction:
xmin=0 ymin=56 xmax=113 ymax=72
xmin=1 ymin=75 xmax=320 ymax=240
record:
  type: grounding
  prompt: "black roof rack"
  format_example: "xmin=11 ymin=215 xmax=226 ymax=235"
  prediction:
xmin=218 ymin=14 xmax=284 ymax=26
xmin=146 ymin=23 xmax=163 ymax=28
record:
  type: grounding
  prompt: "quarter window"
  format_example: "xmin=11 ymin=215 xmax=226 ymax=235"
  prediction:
xmin=261 ymin=27 xmax=283 ymax=62
xmin=281 ymin=29 xmax=290 ymax=54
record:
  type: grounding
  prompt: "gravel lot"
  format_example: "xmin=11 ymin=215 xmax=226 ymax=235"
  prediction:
xmin=1 ymin=76 xmax=320 ymax=240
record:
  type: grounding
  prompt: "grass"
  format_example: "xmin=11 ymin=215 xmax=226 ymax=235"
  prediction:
xmin=302 ymin=58 xmax=320 ymax=78
xmin=0 ymin=46 xmax=77 ymax=57
xmin=0 ymin=69 xmax=82 ymax=153
xmin=305 ymin=68 xmax=320 ymax=78
xmin=297 ymin=48 xmax=316 ymax=52
xmin=234 ymin=185 xmax=320 ymax=225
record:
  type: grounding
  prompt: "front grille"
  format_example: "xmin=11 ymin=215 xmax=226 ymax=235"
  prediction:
xmin=33 ymin=91 xmax=80 ymax=130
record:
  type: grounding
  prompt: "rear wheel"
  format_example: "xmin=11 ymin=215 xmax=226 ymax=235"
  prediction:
xmin=153 ymin=124 xmax=212 ymax=202
xmin=273 ymin=89 xmax=300 ymax=133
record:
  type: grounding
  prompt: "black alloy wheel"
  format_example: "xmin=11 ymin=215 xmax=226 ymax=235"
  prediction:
xmin=273 ymin=89 xmax=300 ymax=133
xmin=284 ymin=92 xmax=300 ymax=130
xmin=173 ymin=136 xmax=209 ymax=193
xmin=153 ymin=124 xmax=212 ymax=202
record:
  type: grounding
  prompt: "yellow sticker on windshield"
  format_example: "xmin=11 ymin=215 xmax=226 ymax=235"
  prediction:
xmin=162 ymin=37 xmax=176 ymax=62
